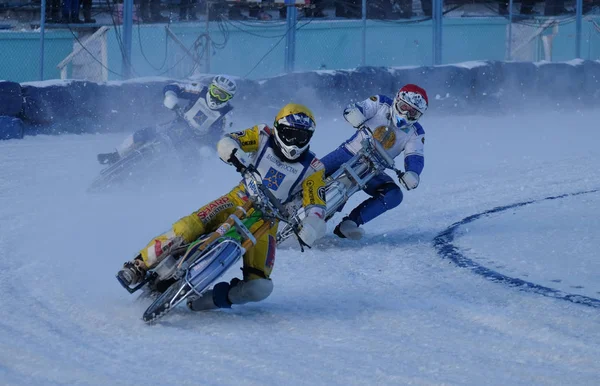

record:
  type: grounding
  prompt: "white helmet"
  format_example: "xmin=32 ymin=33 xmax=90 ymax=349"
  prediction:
xmin=273 ymin=103 xmax=316 ymax=161
xmin=206 ymin=75 xmax=237 ymax=109
xmin=392 ymin=84 xmax=428 ymax=128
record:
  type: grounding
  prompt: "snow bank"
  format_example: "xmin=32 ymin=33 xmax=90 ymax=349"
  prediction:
xmin=1 ymin=60 xmax=600 ymax=140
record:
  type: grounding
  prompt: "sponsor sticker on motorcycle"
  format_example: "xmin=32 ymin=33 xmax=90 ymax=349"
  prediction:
xmin=216 ymin=223 xmax=231 ymax=235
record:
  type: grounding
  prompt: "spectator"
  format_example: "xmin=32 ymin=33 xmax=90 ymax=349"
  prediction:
xmin=392 ymin=0 xmax=412 ymax=18
xmin=62 ymin=0 xmax=83 ymax=23
xmin=421 ymin=0 xmax=431 ymax=17
xmin=140 ymin=0 xmax=169 ymax=22
xmin=334 ymin=0 xmax=395 ymax=19
xmin=207 ymin=0 xmax=230 ymax=20
xmin=306 ymin=0 xmax=327 ymax=17
xmin=80 ymin=0 xmax=96 ymax=23
xmin=498 ymin=0 xmax=537 ymax=16
xmin=249 ymin=3 xmax=272 ymax=19
xmin=335 ymin=0 xmax=361 ymax=19
xmin=180 ymin=0 xmax=198 ymax=21
xmin=544 ymin=0 xmax=568 ymax=15
xmin=583 ymin=0 xmax=599 ymax=13
xmin=47 ymin=0 xmax=61 ymax=22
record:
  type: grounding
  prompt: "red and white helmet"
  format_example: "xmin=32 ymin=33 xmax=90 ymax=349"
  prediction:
xmin=392 ymin=84 xmax=428 ymax=128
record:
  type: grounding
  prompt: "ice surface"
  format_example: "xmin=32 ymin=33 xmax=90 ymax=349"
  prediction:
xmin=0 ymin=109 xmax=599 ymax=385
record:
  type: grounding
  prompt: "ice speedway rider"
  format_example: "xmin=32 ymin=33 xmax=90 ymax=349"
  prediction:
xmin=321 ymin=84 xmax=428 ymax=240
xmin=117 ymin=103 xmax=327 ymax=311
xmin=97 ymin=75 xmax=238 ymax=165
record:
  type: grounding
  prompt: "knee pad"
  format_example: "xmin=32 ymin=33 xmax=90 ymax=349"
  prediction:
xmin=349 ymin=183 xmax=404 ymax=225
xmin=228 ymin=278 xmax=273 ymax=305
xmin=379 ymin=183 xmax=403 ymax=209
xmin=212 ymin=281 xmax=232 ymax=309
xmin=132 ymin=126 xmax=157 ymax=144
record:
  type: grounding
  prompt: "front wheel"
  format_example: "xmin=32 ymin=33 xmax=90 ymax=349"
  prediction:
xmin=143 ymin=279 xmax=191 ymax=323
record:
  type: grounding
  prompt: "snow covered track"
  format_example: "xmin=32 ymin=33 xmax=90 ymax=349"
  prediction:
xmin=433 ymin=189 xmax=600 ymax=309
xmin=1 ymin=111 xmax=600 ymax=385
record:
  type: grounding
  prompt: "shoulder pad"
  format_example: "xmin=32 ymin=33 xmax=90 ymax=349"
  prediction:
xmin=414 ymin=122 xmax=425 ymax=136
xmin=181 ymin=82 xmax=203 ymax=94
xmin=378 ymin=95 xmax=394 ymax=106
xmin=218 ymin=104 xmax=233 ymax=114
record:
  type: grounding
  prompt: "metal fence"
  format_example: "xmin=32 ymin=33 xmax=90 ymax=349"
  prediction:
xmin=0 ymin=0 xmax=599 ymax=82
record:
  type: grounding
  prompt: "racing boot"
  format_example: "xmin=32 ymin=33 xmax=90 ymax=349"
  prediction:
xmin=97 ymin=151 xmax=121 ymax=165
xmin=187 ymin=281 xmax=233 ymax=311
xmin=334 ymin=217 xmax=364 ymax=240
xmin=116 ymin=255 xmax=147 ymax=288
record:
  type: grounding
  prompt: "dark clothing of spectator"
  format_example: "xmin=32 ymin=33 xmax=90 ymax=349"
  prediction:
xmin=249 ymin=4 xmax=272 ymax=20
xmin=544 ymin=0 xmax=568 ymax=16
xmin=208 ymin=1 xmax=230 ymax=20
xmin=334 ymin=0 xmax=398 ymax=19
xmin=306 ymin=0 xmax=326 ymax=17
xmin=394 ymin=0 xmax=413 ymax=18
xmin=80 ymin=0 xmax=95 ymax=23
xmin=180 ymin=0 xmax=198 ymax=21
xmin=335 ymin=0 xmax=361 ymax=19
xmin=498 ymin=0 xmax=537 ymax=15
xmin=421 ymin=0 xmax=431 ymax=17
xmin=140 ymin=0 xmax=169 ymax=22
xmin=47 ymin=0 xmax=61 ymax=22
xmin=62 ymin=0 xmax=83 ymax=23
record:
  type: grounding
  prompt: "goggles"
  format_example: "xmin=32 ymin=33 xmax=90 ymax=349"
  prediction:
xmin=395 ymin=99 xmax=422 ymax=121
xmin=276 ymin=124 xmax=313 ymax=147
xmin=209 ymin=84 xmax=232 ymax=102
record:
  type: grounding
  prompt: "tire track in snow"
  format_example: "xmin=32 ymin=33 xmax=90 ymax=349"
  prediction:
xmin=433 ymin=189 xmax=600 ymax=309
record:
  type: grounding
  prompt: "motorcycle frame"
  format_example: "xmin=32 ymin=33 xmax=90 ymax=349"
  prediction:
xmin=141 ymin=185 xmax=282 ymax=322
xmin=278 ymin=134 xmax=396 ymax=242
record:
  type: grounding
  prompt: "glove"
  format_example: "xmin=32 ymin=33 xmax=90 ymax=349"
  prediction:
xmin=297 ymin=215 xmax=326 ymax=247
xmin=163 ymin=90 xmax=179 ymax=110
xmin=343 ymin=106 xmax=367 ymax=128
xmin=397 ymin=170 xmax=420 ymax=190
xmin=217 ymin=137 xmax=251 ymax=170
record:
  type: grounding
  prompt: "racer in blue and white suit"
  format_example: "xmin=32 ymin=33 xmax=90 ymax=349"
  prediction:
xmin=321 ymin=84 xmax=429 ymax=240
xmin=97 ymin=75 xmax=237 ymax=165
